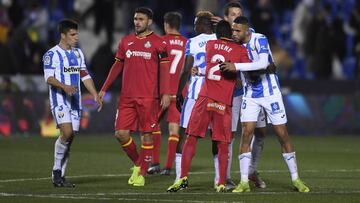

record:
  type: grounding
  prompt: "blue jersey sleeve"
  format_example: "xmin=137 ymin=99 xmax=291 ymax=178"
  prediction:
xmin=257 ymin=36 xmax=269 ymax=54
xmin=43 ymin=51 xmax=55 ymax=69
xmin=185 ymin=39 xmax=192 ymax=56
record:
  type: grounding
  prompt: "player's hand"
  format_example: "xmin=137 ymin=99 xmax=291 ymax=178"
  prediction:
xmin=176 ymin=94 xmax=184 ymax=113
xmin=266 ymin=63 xmax=277 ymax=73
xmin=160 ymin=94 xmax=171 ymax=110
xmin=235 ymin=78 xmax=243 ymax=89
xmin=191 ymin=66 xmax=199 ymax=76
xmin=62 ymin=85 xmax=77 ymax=96
xmin=94 ymin=94 xmax=103 ymax=112
xmin=98 ymin=91 xmax=106 ymax=102
xmin=219 ymin=62 xmax=237 ymax=73
xmin=211 ymin=16 xmax=222 ymax=25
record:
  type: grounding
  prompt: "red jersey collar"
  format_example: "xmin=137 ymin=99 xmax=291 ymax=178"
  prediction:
xmin=136 ymin=31 xmax=154 ymax=39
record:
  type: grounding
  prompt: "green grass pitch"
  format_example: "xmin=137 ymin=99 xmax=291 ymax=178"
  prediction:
xmin=0 ymin=134 xmax=359 ymax=203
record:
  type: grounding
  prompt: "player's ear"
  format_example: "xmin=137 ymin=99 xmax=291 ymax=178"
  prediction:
xmin=148 ymin=19 xmax=153 ymax=26
xmin=60 ymin=32 xmax=65 ymax=39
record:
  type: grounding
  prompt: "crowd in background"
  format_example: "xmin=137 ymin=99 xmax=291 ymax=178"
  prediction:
xmin=0 ymin=0 xmax=359 ymax=86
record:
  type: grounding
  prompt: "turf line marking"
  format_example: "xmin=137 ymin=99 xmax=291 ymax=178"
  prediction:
xmin=0 ymin=169 xmax=359 ymax=183
xmin=0 ymin=193 xmax=244 ymax=203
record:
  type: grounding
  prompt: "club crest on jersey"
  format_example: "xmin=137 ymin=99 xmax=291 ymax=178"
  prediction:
xmin=270 ymin=102 xmax=284 ymax=115
xmin=58 ymin=112 xmax=64 ymax=118
xmin=144 ymin=41 xmax=151 ymax=48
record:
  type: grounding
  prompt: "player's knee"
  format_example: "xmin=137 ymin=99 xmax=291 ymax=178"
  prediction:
xmin=115 ymin=130 xmax=130 ymax=143
xmin=142 ymin=133 xmax=153 ymax=143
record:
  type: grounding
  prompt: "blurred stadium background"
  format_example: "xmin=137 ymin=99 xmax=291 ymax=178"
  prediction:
xmin=0 ymin=0 xmax=359 ymax=202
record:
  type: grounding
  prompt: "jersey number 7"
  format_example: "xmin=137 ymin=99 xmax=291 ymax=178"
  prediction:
xmin=169 ymin=49 xmax=183 ymax=74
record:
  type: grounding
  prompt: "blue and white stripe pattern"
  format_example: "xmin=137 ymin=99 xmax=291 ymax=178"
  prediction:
xmin=184 ymin=33 xmax=216 ymax=100
xmin=43 ymin=45 xmax=88 ymax=110
xmin=242 ymin=33 xmax=281 ymax=98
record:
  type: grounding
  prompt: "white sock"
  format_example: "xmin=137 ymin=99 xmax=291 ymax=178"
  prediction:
xmin=213 ymin=155 xmax=219 ymax=185
xmin=61 ymin=158 xmax=68 ymax=177
xmin=282 ymin=152 xmax=299 ymax=181
xmin=239 ymin=152 xmax=252 ymax=182
xmin=227 ymin=139 xmax=234 ymax=180
xmin=175 ymin=153 xmax=182 ymax=182
xmin=53 ymin=137 xmax=68 ymax=171
xmin=249 ymin=135 xmax=264 ymax=175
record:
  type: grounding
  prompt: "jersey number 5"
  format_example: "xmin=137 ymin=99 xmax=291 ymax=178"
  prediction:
xmin=207 ymin=54 xmax=225 ymax=81
xmin=169 ymin=49 xmax=183 ymax=74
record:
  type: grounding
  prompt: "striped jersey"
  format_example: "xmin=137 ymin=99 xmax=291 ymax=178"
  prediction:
xmin=42 ymin=45 xmax=91 ymax=110
xmin=233 ymin=28 xmax=255 ymax=98
xmin=241 ymin=32 xmax=281 ymax=98
xmin=185 ymin=33 xmax=216 ymax=99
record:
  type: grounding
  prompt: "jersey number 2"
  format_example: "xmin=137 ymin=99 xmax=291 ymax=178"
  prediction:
xmin=207 ymin=54 xmax=225 ymax=81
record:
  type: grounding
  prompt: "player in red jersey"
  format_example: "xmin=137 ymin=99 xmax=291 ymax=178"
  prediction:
xmin=98 ymin=7 xmax=171 ymax=187
xmin=167 ymin=20 xmax=251 ymax=193
xmin=147 ymin=12 xmax=187 ymax=176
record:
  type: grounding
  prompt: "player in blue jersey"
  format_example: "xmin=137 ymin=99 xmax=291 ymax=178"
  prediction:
xmin=42 ymin=19 xmax=102 ymax=187
xmin=220 ymin=16 xmax=310 ymax=193
xmin=211 ymin=1 xmax=267 ymax=190
xmin=174 ymin=11 xmax=216 ymax=182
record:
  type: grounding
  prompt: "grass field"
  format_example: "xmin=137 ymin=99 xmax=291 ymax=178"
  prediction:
xmin=0 ymin=134 xmax=359 ymax=203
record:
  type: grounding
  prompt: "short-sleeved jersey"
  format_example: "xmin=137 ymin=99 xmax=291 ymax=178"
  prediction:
xmin=43 ymin=45 xmax=90 ymax=110
xmin=116 ymin=31 xmax=169 ymax=98
xmin=162 ymin=34 xmax=187 ymax=95
xmin=241 ymin=32 xmax=281 ymax=98
xmin=185 ymin=33 xmax=217 ymax=99
xmin=199 ymin=39 xmax=251 ymax=105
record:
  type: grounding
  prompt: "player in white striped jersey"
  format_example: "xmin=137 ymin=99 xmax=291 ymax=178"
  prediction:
xmin=174 ymin=11 xmax=216 ymax=182
xmin=220 ymin=16 xmax=309 ymax=193
xmin=42 ymin=19 xmax=102 ymax=188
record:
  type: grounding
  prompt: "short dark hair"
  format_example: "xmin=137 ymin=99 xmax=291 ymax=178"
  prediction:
xmin=135 ymin=7 xmax=153 ymax=19
xmin=58 ymin=19 xmax=78 ymax=34
xmin=164 ymin=12 xmax=182 ymax=30
xmin=223 ymin=1 xmax=243 ymax=16
xmin=195 ymin=16 xmax=213 ymax=29
xmin=215 ymin=20 xmax=232 ymax=39
xmin=233 ymin=16 xmax=249 ymax=26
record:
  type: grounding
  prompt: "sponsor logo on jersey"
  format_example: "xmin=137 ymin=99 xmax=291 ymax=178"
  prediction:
xmin=144 ymin=41 xmax=151 ymax=48
xmin=127 ymin=42 xmax=134 ymax=46
xmin=63 ymin=66 xmax=81 ymax=74
xmin=125 ymin=49 xmax=152 ymax=60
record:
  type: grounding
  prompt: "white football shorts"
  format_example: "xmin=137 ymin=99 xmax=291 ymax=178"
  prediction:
xmin=52 ymin=105 xmax=81 ymax=131
xmin=240 ymin=94 xmax=287 ymax=126
xmin=232 ymin=95 xmax=267 ymax=132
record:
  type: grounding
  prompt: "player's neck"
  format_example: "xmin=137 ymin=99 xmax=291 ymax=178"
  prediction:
xmin=58 ymin=41 xmax=72 ymax=50
xmin=244 ymin=33 xmax=251 ymax=44
xmin=136 ymin=29 xmax=152 ymax=38
xmin=166 ymin=30 xmax=180 ymax=35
